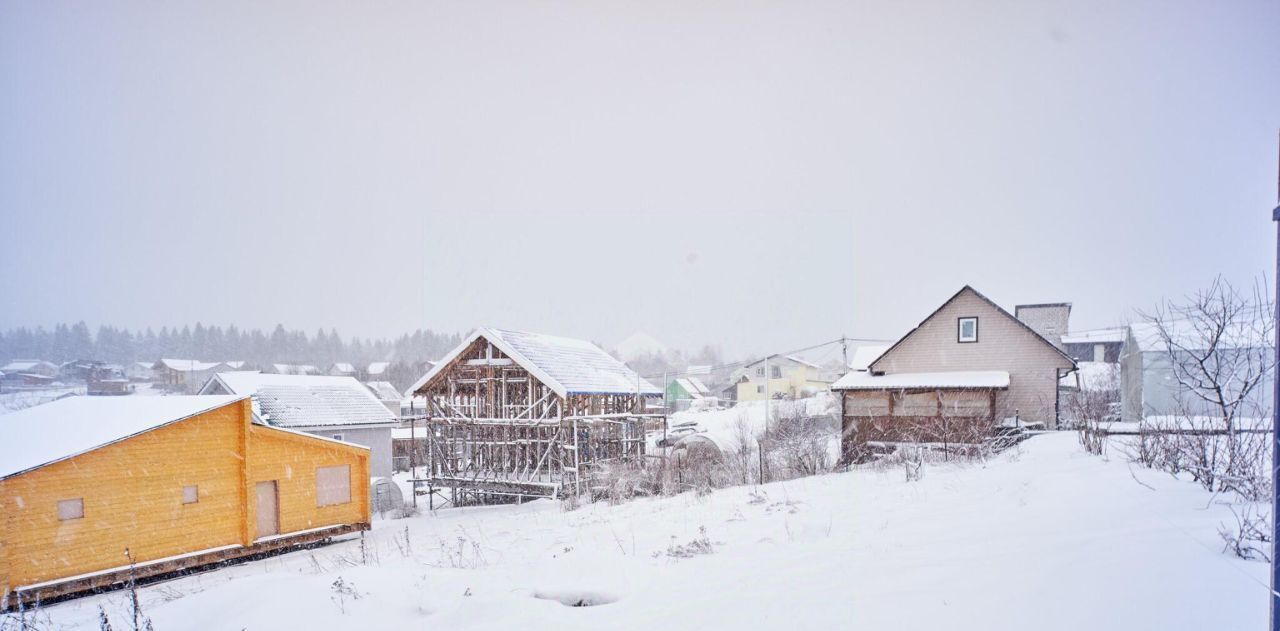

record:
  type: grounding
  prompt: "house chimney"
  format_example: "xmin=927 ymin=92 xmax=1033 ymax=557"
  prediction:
xmin=1014 ymin=303 xmax=1071 ymax=348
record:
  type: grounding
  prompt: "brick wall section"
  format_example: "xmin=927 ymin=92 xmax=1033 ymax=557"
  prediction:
xmin=869 ymin=288 xmax=1075 ymax=426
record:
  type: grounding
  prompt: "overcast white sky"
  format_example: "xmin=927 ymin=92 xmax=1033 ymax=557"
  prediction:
xmin=2 ymin=0 xmax=1278 ymax=357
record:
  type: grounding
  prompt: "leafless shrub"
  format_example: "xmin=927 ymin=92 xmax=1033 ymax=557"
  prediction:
xmin=761 ymin=402 xmax=838 ymax=481
xmin=655 ymin=526 xmax=717 ymax=559
xmin=329 ymin=576 xmax=362 ymax=614
xmin=1077 ymin=421 xmax=1107 ymax=457
xmin=433 ymin=528 xmax=488 ymax=569
xmin=1219 ymin=503 xmax=1272 ymax=563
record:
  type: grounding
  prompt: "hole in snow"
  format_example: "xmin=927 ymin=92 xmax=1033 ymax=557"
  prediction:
xmin=533 ymin=589 xmax=619 ymax=608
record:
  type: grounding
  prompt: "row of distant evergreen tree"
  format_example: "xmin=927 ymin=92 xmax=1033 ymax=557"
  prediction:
xmin=0 ymin=322 xmax=463 ymax=368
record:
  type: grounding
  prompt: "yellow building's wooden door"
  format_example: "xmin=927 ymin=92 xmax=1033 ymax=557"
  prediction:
xmin=256 ymin=480 xmax=279 ymax=538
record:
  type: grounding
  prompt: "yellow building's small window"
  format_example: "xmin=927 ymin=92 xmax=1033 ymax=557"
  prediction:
xmin=57 ymin=498 xmax=84 ymax=521
xmin=316 ymin=465 xmax=352 ymax=506
xmin=183 ymin=485 xmax=199 ymax=504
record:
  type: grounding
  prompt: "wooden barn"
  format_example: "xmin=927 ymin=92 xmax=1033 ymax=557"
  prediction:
xmin=406 ymin=327 xmax=662 ymax=503
xmin=0 ymin=395 xmax=370 ymax=607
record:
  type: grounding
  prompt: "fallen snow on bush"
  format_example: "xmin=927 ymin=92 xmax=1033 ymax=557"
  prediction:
xmin=21 ymin=433 xmax=1265 ymax=630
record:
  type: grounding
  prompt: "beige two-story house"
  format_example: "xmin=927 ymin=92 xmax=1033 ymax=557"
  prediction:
xmin=833 ymin=286 xmax=1076 ymax=454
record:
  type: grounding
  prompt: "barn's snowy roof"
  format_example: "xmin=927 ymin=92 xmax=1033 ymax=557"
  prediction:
xmin=848 ymin=344 xmax=892 ymax=371
xmin=155 ymin=358 xmax=224 ymax=372
xmin=330 ymin=363 xmax=356 ymax=374
xmin=832 ymin=370 xmax=1009 ymax=390
xmin=367 ymin=362 xmax=390 ymax=375
xmin=0 ymin=395 xmax=245 ymax=480
xmin=409 ymin=327 xmax=661 ymax=397
xmin=365 ymin=380 xmax=403 ymax=401
xmin=202 ymin=372 xmax=396 ymax=428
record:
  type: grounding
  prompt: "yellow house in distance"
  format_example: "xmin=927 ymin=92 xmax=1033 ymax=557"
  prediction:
xmin=0 ymin=395 xmax=371 ymax=608
xmin=736 ymin=355 xmax=832 ymax=401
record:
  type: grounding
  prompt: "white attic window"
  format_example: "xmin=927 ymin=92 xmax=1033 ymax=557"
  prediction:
xmin=58 ymin=498 xmax=84 ymax=521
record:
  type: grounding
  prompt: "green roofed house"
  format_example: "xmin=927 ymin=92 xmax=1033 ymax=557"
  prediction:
xmin=666 ymin=377 xmax=711 ymax=411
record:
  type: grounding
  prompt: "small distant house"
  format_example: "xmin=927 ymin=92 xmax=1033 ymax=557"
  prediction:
xmin=125 ymin=361 xmax=155 ymax=382
xmin=364 ymin=381 xmax=404 ymax=416
xmin=0 ymin=360 xmax=58 ymax=378
xmin=1 ymin=360 xmax=59 ymax=390
xmin=1062 ymin=328 xmax=1126 ymax=364
xmin=666 ymin=377 xmax=711 ymax=411
xmin=833 ymin=286 xmax=1077 ymax=455
xmin=0 ymin=360 xmax=59 ymax=390
xmin=736 ymin=355 xmax=830 ymax=401
xmin=367 ymin=362 xmax=390 ymax=378
xmin=152 ymin=359 xmax=227 ymax=394
xmin=87 ymin=364 xmax=131 ymax=396
xmin=0 ymin=395 xmax=370 ymax=606
xmin=329 ymin=363 xmax=357 ymax=377
xmin=199 ymin=372 xmax=398 ymax=478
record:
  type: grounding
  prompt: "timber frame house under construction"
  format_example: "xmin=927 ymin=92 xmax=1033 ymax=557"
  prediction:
xmin=405 ymin=327 xmax=663 ymax=504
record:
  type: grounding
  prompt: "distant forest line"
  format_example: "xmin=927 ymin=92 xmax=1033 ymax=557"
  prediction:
xmin=0 ymin=322 xmax=464 ymax=369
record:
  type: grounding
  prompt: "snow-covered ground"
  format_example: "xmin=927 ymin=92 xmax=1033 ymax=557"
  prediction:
xmin=15 ymin=433 xmax=1265 ymax=630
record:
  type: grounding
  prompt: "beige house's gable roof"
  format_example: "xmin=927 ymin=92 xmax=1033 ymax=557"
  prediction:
xmin=870 ymin=285 xmax=1076 ymax=374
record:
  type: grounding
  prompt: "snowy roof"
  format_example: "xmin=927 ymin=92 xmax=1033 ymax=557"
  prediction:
xmin=367 ymin=361 xmax=390 ymax=375
xmin=1 ymin=360 xmax=55 ymax=372
xmin=675 ymin=377 xmax=710 ymax=398
xmin=224 ymin=361 xmax=246 ymax=369
xmin=832 ymin=370 xmax=1010 ymax=390
xmin=330 ymin=363 xmax=356 ymax=374
xmin=1128 ymin=320 xmax=1274 ymax=353
xmin=870 ymin=286 xmax=1076 ymax=373
xmin=0 ymin=395 xmax=245 ymax=480
xmin=745 ymin=355 xmax=819 ymax=370
xmin=410 ymin=327 xmax=662 ymax=397
xmin=1059 ymin=362 xmax=1119 ymax=391
xmin=365 ymin=380 xmax=403 ymax=401
xmin=686 ymin=364 xmax=712 ymax=375
xmin=203 ymin=372 xmax=395 ymax=428
xmin=155 ymin=358 xmax=224 ymax=372
xmin=272 ymin=364 xmax=320 ymax=375
xmin=1061 ymin=328 xmax=1127 ymax=345
xmin=848 ymin=344 xmax=892 ymax=371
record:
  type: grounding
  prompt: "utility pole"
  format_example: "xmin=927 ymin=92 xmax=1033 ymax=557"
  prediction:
xmin=1270 ymin=129 xmax=1280 ymax=631
xmin=764 ymin=354 xmax=771 ymax=433
xmin=841 ymin=335 xmax=849 ymax=368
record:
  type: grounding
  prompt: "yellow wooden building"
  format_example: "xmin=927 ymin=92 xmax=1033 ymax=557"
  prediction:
xmin=0 ymin=395 xmax=371 ymax=607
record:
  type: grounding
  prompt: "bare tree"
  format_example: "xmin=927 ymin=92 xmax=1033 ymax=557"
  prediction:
xmin=1141 ymin=276 xmax=1275 ymax=438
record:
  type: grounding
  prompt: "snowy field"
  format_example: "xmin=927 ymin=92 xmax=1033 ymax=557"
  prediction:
xmin=13 ymin=432 xmax=1265 ymax=630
